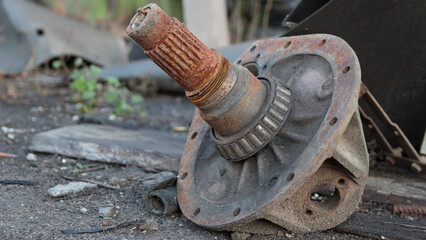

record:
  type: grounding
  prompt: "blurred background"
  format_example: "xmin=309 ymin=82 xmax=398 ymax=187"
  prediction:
xmin=34 ymin=0 xmax=299 ymax=44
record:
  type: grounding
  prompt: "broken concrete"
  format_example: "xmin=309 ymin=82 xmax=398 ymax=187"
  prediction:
xmin=28 ymin=124 xmax=186 ymax=172
xmin=48 ymin=181 xmax=97 ymax=197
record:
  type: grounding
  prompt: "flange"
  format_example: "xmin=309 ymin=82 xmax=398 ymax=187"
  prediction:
xmin=177 ymin=34 xmax=368 ymax=234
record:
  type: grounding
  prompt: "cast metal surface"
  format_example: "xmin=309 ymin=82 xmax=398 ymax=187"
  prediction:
xmin=128 ymin=4 xmax=368 ymax=234
xmin=178 ymin=35 xmax=368 ymax=234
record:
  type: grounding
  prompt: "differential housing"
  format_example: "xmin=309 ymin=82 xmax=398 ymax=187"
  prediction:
xmin=127 ymin=3 xmax=368 ymax=235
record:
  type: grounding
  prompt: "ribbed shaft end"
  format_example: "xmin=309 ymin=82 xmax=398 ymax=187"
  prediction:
xmin=127 ymin=3 xmax=219 ymax=92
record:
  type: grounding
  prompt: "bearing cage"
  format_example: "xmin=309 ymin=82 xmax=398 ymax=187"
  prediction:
xmin=211 ymin=78 xmax=292 ymax=161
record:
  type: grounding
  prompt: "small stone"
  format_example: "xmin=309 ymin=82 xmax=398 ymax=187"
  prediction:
xmin=98 ymin=204 xmax=119 ymax=219
xmin=7 ymin=133 xmax=15 ymax=140
xmin=108 ymin=115 xmax=116 ymax=121
xmin=72 ymin=115 xmax=80 ymax=122
xmin=102 ymin=221 xmax=110 ymax=226
xmin=48 ymin=182 xmax=97 ymax=197
xmin=26 ymin=153 xmax=38 ymax=161
xmin=231 ymin=232 xmax=251 ymax=240
xmin=108 ymin=177 xmax=127 ymax=187
xmin=137 ymin=220 xmax=158 ymax=231
xmin=80 ymin=207 xmax=88 ymax=214
xmin=310 ymin=193 xmax=319 ymax=201
xmin=1 ymin=126 xmax=8 ymax=133
xmin=1 ymin=126 xmax=14 ymax=133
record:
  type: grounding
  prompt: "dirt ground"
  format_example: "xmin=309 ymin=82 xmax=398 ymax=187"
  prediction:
xmin=0 ymin=77 xmax=419 ymax=239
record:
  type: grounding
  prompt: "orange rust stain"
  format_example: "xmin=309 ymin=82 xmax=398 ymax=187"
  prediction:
xmin=222 ymin=116 xmax=241 ymax=128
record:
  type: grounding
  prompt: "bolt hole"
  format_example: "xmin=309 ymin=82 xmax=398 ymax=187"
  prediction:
xmin=305 ymin=208 xmax=313 ymax=215
xmin=329 ymin=117 xmax=337 ymax=126
xmin=338 ymin=178 xmax=345 ymax=186
xmin=180 ymin=172 xmax=187 ymax=180
xmin=268 ymin=176 xmax=278 ymax=186
xmin=256 ymin=53 xmax=261 ymax=59
xmin=319 ymin=39 xmax=326 ymax=46
xmin=194 ymin=208 xmax=200 ymax=216
xmin=262 ymin=65 xmax=267 ymax=69
xmin=237 ymin=60 xmax=242 ymax=64
xmin=233 ymin=208 xmax=241 ymax=216
xmin=310 ymin=183 xmax=340 ymax=210
xmin=191 ymin=132 xmax=198 ymax=139
xmin=284 ymin=41 xmax=291 ymax=49
xmin=342 ymin=66 xmax=350 ymax=74
xmin=250 ymin=45 xmax=256 ymax=52
xmin=36 ymin=28 xmax=44 ymax=36
xmin=286 ymin=173 xmax=294 ymax=182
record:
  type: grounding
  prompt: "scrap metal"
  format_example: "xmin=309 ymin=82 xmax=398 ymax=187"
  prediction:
xmin=282 ymin=0 xmax=426 ymax=151
xmin=145 ymin=175 xmax=178 ymax=216
xmin=0 ymin=0 xmax=127 ymax=74
xmin=128 ymin=3 xmax=368 ymax=234
xmin=393 ymin=204 xmax=426 ymax=216
xmin=359 ymin=84 xmax=426 ymax=173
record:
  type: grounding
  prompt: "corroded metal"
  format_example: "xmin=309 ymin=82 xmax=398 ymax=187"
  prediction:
xmin=393 ymin=204 xmax=426 ymax=215
xmin=127 ymin=3 xmax=267 ymax=138
xmin=359 ymin=84 xmax=426 ymax=173
xmin=177 ymin=35 xmax=368 ymax=234
xmin=146 ymin=176 xmax=178 ymax=216
xmin=128 ymin=4 xmax=368 ymax=235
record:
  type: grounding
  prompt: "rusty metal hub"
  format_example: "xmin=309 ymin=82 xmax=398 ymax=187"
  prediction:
xmin=128 ymin=4 xmax=368 ymax=234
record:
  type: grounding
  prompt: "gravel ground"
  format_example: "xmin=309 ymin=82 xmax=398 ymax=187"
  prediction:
xmin=0 ymin=76 xmax=399 ymax=239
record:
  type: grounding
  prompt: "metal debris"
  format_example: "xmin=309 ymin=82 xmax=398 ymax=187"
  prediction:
xmin=0 ymin=0 xmax=126 ymax=74
xmin=0 ymin=180 xmax=38 ymax=185
xmin=146 ymin=175 xmax=178 ymax=216
xmin=128 ymin=3 xmax=368 ymax=234
xmin=359 ymin=84 xmax=426 ymax=173
xmin=60 ymin=219 xmax=157 ymax=234
xmin=393 ymin=204 xmax=426 ymax=215
xmin=98 ymin=42 xmax=254 ymax=94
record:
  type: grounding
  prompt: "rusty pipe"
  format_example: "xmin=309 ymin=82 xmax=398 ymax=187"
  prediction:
xmin=127 ymin=4 xmax=266 ymax=136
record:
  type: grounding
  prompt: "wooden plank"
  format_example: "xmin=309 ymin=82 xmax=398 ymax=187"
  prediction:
xmin=363 ymin=176 xmax=426 ymax=205
xmin=334 ymin=212 xmax=426 ymax=240
xmin=28 ymin=124 xmax=187 ymax=172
